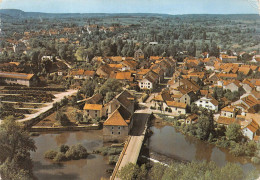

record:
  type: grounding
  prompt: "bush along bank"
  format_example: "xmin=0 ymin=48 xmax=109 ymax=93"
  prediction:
xmin=94 ymin=146 xmax=123 ymax=165
xmin=156 ymin=111 xmax=260 ymax=165
xmin=44 ymin=144 xmax=88 ymax=162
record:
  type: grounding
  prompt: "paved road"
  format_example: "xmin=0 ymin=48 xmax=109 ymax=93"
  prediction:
xmin=114 ymin=112 xmax=151 ymax=180
xmin=130 ymin=113 xmax=151 ymax=136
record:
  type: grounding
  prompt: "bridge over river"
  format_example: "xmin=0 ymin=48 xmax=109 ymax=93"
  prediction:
xmin=111 ymin=111 xmax=152 ymax=180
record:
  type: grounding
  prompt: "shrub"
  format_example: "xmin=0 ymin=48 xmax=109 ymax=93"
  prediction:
xmin=109 ymin=155 xmax=119 ymax=165
xmin=215 ymin=138 xmax=230 ymax=148
xmin=53 ymin=152 xmax=67 ymax=162
xmin=251 ymin=157 xmax=260 ymax=164
xmin=65 ymin=144 xmax=88 ymax=160
xmin=230 ymin=144 xmax=244 ymax=156
xmin=59 ymin=144 xmax=69 ymax=153
xmin=44 ymin=150 xmax=58 ymax=159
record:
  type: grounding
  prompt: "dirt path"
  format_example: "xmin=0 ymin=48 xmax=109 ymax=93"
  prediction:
xmin=1 ymin=89 xmax=78 ymax=124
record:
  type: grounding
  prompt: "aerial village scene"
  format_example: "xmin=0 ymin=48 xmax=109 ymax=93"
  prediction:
xmin=0 ymin=0 xmax=260 ymax=180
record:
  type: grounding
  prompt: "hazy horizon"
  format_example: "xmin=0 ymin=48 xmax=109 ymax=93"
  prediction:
xmin=0 ymin=0 xmax=259 ymax=15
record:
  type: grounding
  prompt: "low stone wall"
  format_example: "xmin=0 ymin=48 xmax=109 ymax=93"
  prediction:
xmin=29 ymin=124 xmax=100 ymax=132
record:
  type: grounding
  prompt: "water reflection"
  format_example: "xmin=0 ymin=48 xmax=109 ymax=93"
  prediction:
xmin=32 ymin=130 xmax=112 ymax=180
xmin=148 ymin=125 xmax=259 ymax=173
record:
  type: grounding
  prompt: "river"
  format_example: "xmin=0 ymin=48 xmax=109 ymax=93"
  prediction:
xmin=31 ymin=130 xmax=113 ymax=180
xmin=147 ymin=119 xmax=260 ymax=173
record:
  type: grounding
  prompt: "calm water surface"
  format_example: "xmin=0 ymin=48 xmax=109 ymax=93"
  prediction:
xmin=148 ymin=124 xmax=260 ymax=173
xmin=31 ymin=130 xmax=113 ymax=180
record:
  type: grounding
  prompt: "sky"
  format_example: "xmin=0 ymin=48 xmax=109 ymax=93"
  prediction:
xmin=0 ymin=0 xmax=259 ymax=14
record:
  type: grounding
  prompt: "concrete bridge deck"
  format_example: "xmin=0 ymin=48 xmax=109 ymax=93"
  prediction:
xmin=111 ymin=112 xmax=151 ymax=180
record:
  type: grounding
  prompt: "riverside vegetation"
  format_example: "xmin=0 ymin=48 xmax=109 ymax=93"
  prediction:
xmin=156 ymin=108 xmax=260 ymax=165
xmin=44 ymin=144 xmax=88 ymax=162
xmin=118 ymin=161 xmax=259 ymax=180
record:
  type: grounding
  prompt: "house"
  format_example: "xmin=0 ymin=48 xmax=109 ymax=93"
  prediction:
xmin=96 ymin=65 xmax=113 ymax=78
xmin=221 ymin=106 xmax=236 ymax=118
xmin=115 ymin=72 xmax=134 ymax=82
xmin=103 ymin=105 xmax=133 ymax=142
xmin=108 ymin=64 xmax=123 ymax=71
xmin=83 ymin=104 xmax=103 ymax=119
xmin=151 ymin=90 xmax=173 ymax=111
xmin=218 ymin=73 xmax=237 ymax=80
xmin=134 ymin=49 xmax=144 ymax=60
xmin=70 ymin=69 xmax=95 ymax=79
xmin=185 ymin=114 xmax=198 ymax=124
xmin=251 ymin=55 xmax=260 ymax=63
xmin=136 ymin=69 xmax=150 ymax=80
xmin=139 ymin=75 xmax=157 ymax=90
xmin=0 ymin=71 xmax=38 ymax=87
xmin=171 ymin=78 xmax=200 ymax=93
xmin=223 ymin=80 xmax=242 ymax=92
xmin=121 ymin=60 xmax=138 ymax=71
xmin=208 ymin=73 xmax=219 ymax=84
xmin=232 ymin=94 xmax=259 ymax=115
xmin=109 ymin=56 xmax=123 ymax=63
xmin=174 ymin=88 xmax=197 ymax=106
xmin=194 ymin=94 xmax=219 ymax=112
xmin=242 ymin=119 xmax=259 ymax=140
xmin=103 ymin=90 xmax=135 ymax=117
xmin=85 ymin=93 xmax=103 ymax=104
xmin=238 ymin=67 xmax=252 ymax=76
xmin=220 ymin=54 xmax=238 ymax=63
xmin=151 ymin=65 xmax=164 ymax=82
xmin=217 ymin=116 xmax=236 ymax=126
xmin=241 ymin=79 xmax=255 ymax=93
xmin=165 ymin=101 xmax=187 ymax=115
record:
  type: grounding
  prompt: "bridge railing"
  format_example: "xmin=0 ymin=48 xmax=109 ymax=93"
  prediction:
xmin=110 ymin=136 xmax=131 ymax=180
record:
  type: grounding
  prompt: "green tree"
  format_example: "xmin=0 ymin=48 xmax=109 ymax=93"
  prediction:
xmin=99 ymin=79 xmax=122 ymax=96
xmin=117 ymin=163 xmax=139 ymax=180
xmin=150 ymin=163 xmax=166 ymax=180
xmin=225 ymin=123 xmax=243 ymax=142
xmin=55 ymin=110 xmax=70 ymax=126
xmin=196 ymin=112 xmax=215 ymax=141
xmin=0 ymin=117 xmax=36 ymax=179
xmin=191 ymin=103 xmax=199 ymax=114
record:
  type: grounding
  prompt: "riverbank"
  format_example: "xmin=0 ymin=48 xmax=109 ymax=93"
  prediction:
xmin=153 ymin=113 xmax=260 ymax=166
xmin=147 ymin=116 xmax=260 ymax=173
xmin=29 ymin=124 xmax=100 ymax=132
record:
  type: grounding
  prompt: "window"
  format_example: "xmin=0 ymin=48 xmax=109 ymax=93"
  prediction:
xmin=206 ymin=101 xmax=208 ymax=104
xmin=224 ymin=113 xmax=226 ymax=116
xmin=111 ymin=126 xmax=114 ymax=130
xmin=87 ymin=110 xmax=89 ymax=113
xmin=178 ymin=111 xmax=181 ymax=114
xmin=185 ymin=98 xmax=187 ymax=100
xmin=118 ymin=132 xmax=121 ymax=135
xmin=148 ymin=86 xmax=150 ymax=88
xmin=148 ymin=83 xmax=150 ymax=85
xmin=200 ymin=101 xmax=202 ymax=103
xmin=95 ymin=113 xmax=97 ymax=117
xmin=95 ymin=110 xmax=98 ymax=113
xmin=118 ymin=127 xmax=121 ymax=130
xmin=111 ymin=131 xmax=114 ymax=134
